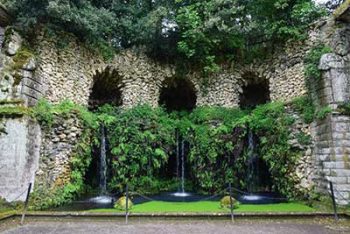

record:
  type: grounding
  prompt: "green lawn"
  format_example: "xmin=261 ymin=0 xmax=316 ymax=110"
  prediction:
xmin=90 ymin=201 xmax=315 ymax=213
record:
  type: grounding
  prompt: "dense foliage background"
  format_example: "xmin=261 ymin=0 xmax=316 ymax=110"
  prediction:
xmin=28 ymin=99 xmax=319 ymax=209
xmin=3 ymin=0 xmax=327 ymax=70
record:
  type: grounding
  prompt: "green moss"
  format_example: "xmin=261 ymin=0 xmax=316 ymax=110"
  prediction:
xmin=3 ymin=27 xmax=14 ymax=47
xmin=89 ymin=201 xmax=315 ymax=214
xmin=0 ymin=99 xmax=24 ymax=105
xmin=11 ymin=47 xmax=34 ymax=70
xmin=220 ymin=196 xmax=237 ymax=209
xmin=337 ymin=101 xmax=350 ymax=115
xmin=333 ymin=0 xmax=350 ymax=19
xmin=0 ymin=105 xmax=28 ymax=118
xmin=114 ymin=196 xmax=134 ymax=211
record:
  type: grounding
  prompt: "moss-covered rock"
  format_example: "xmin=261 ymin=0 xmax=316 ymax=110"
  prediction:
xmin=0 ymin=105 xmax=28 ymax=118
xmin=11 ymin=47 xmax=35 ymax=71
xmin=334 ymin=0 xmax=350 ymax=21
xmin=114 ymin=196 xmax=133 ymax=210
xmin=220 ymin=196 xmax=237 ymax=209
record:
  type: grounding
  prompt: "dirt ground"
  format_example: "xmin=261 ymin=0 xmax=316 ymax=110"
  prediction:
xmin=1 ymin=218 xmax=350 ymax=234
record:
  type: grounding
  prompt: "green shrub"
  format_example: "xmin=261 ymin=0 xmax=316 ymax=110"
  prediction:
xmin=291 ymin=96 xmax=316 ymax=124
xmin=296 ymin=132 xmax=312 ymax=146
xmin=304 ymin=44 xmax=332 ymax=81
xmin=32 ymin=99 xmax=97 ymax=129
xmin=30 ymin=99 xmax=315 ymax=208
xmin=316 ymin=106 xmax=332 ymax=120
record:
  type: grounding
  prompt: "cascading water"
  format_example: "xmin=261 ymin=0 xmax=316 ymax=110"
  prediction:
xmin=172 ymin=132 xmax=190 ymax=197
xmin=99 ymin=125 xmax=107 ymax=194
xmin=247 ymin=129 xmax=258 ymax=194
xmin=180 ymin=139 xmax=185 ymax=193
xmin=239 ymin=130 xmax=284 ymax=204
xmin=88 ymin=124 xmax=112 ymax=204
xmin=176 ymin=130 xmax=180 ymax=182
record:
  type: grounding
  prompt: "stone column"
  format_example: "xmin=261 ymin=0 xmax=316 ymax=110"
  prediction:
xmin=314 ymin=25 xmax=350 ymax=205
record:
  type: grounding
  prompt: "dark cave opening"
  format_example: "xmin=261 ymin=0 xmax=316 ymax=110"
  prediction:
xmin=88 ymin=68 xmax=123 ymax=110
xmin=239 ymin=75 xmax=270 ymax=109
xmin=159 ymin=78 xmax=197 ymax=112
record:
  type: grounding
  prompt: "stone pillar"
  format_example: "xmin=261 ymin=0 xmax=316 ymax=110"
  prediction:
xmin=0 ymin=118 xmax=41 ymax=201
xmin=314 ymin=24 xmax=350 ymax=205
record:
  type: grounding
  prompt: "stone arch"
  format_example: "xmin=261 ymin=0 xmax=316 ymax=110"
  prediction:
xmin=158 ymin=77 xmax=197 ymax=112
xmin=88 ymin=66 xmax=124 ymax=109
xmin=239 ymin=71 xmax=270 ymax=109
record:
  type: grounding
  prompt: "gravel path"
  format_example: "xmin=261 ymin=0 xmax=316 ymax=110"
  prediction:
xmin=1 ymin=220 xmax=349 ymax=234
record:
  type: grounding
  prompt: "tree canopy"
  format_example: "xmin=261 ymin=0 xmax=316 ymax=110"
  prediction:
xmin=3 ymin=0 xmax=326 ymax=71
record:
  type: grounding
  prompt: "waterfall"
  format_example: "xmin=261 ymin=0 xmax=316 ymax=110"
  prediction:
xmin=247 ymin=130 xmax=257 ymax=194
xmin=176 ymin=130 xmax=180 ymax=180
xmin=99 ymin=125 xmax=107 ymax=194
xmin=172 ymin=132 xmax=190 ymax=197
xmin=180 ymin=139 xmax=185 ymax=194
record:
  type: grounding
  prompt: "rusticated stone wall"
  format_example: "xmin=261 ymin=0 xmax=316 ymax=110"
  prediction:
xmin=35 ymin=34 xmax=175 ymax=108
xmin=36 ymin=114 xmax=84 ymax=189
xmin=312 ymin=16 xmax=350 ymax=204
xmin=2 ymin=5 xmax=350 ymax=204
xmin=0 ymin=26 xmax=42 ymax=202
xmin=34 ymin=32 xmax=313 ymax=109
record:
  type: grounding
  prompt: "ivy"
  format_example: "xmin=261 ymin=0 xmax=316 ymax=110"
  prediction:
xmin=304 ymin=44 xmax=332 ymax=82
xmin=291 ymin=96 xmax=316 ymax=124
xmin=96 ymin=105 xmax=175 ymax=194
xmin=29 ymin=99 xmax=316 ymax=209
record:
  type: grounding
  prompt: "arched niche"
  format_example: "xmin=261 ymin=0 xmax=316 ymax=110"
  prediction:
xmin=239 ymin=72 xmax=270 ymax=109
xmin=88 ymin=67 xmax=123 ymax=109
xmin=159 ymin=77 xmax=197 ymax=112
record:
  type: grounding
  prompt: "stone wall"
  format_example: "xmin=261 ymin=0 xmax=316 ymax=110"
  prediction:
xmin=35 ymin=34 xmax=175 ymax=108
xmin=36 ymin=114 xmax=84 ymax=189
xmin=287 ymin=107 xmax=316 ymax=193
xmin=0 ymin=118 xmax=41 ymax=201
xmin=312 ymin=15 xmax=350 ymax=204
xmin=0 ymin=28 xmax=40 ymax=106
xmin=194 ymin=44 xmax=310 ymax=108
xmin=34 ymin=32 xmax=312 ymax=109
xmin=2 ymin=9 xmax=350 ymax=204
xmin=0 ymin=26 xmax=43 ymax=202
xmin=0 ymin=27 xmax=318 ymax=201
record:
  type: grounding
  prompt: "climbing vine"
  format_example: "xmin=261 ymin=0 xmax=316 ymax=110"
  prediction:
xmin=29 ymin=98 xmax=316 ymax=209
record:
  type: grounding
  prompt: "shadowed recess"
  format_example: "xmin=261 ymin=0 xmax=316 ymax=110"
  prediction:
xmin=239 ymin=72 xmax=270 ymax=109
xmin=159 ymin=77 xmax=197 ymax=112
xmin=89 ymin=67 xmax=123 ymax=109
